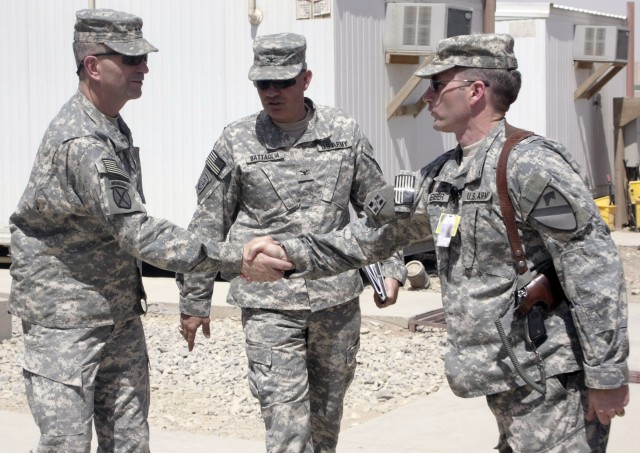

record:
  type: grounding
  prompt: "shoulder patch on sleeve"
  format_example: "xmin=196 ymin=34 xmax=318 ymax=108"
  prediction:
xmin=364 ymin=185 xmax=396 ymax=223
xmin=529 ymin=185 xmax=577 ymax=231
xmin=206 ymin=150 xmax=227 ymax=178
xmin=196 ymin=148 xmax=232 ymax=204
xmin=101 ymin=158 xmax=130 ymax=181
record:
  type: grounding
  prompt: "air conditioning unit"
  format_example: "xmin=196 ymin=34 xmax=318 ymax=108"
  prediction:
xmin=573 ymin=25 xmax=629 ymax=63
xmin=384 ymin=2 xmax=473 ymax=55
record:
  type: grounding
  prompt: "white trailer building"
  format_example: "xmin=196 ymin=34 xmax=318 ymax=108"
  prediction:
xmin=0 ymin=0 xmax=631 ymax=260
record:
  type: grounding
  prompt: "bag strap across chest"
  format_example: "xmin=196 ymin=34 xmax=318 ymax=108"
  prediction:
xmin=496 ymin=124 xmax=534 ymax=276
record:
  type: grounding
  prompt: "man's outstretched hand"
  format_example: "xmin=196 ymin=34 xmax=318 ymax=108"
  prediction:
xmin=242 ymin=236 xmax=293 ymax=282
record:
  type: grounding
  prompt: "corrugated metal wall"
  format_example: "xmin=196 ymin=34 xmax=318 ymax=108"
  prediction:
xmin=333 ymin=0 xmax=485 ymax=182
xmin=0 ymin=0 xmax=628 ymax=233
xmin=97 ymin=0 xmax=335 ymax=226
xmin=0 ymin=0 xmax=334 ymax=229
xmin=0 ymin=0 xmax=86 ymax=229
xmin=496 ymin=5 xmax=627 ymax=196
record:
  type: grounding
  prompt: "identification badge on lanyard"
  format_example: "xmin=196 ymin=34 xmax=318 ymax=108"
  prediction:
xmin=435 ymin=213 xmax=461 ymax=247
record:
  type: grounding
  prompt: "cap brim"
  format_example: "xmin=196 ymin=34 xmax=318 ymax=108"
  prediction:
xmin=414 ymin=63 xmax=456 ymax=79
xmin=105 ymin=38 xmax=158 ymax=56
xmin=248 ymin=63 xmax=303 ymax=81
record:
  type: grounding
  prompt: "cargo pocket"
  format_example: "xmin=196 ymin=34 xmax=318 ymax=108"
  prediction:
xmin=346 ymin=337 xmax=360 ymax=367
xmin=245 ymin=344 xmax=273 ymax=401
xmin=23 ymin=345 xmax=90 ymax=437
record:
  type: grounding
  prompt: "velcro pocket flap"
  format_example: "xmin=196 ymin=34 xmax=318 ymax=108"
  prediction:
xmin=22 ymin=345 xmax=82 ymax=386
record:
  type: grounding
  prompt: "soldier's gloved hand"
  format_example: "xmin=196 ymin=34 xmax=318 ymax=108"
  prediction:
xmin=242 ymin=236 xmax=293 ymax=282
xmin=180 ymin=313 xmax=210 ymax=352
xmin=374 ymin=277 xmax=400 ymax=309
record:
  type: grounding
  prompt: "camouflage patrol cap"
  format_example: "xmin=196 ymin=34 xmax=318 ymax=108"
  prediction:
xmin=73 ymin=9 xmax=158 ymax=69
xmin=414 ymin=33 xmax=518 ymax=78
xmin=248 ymin=33 xmax=307 ymax=81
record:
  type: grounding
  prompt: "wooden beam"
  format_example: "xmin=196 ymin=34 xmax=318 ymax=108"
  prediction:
xmin=385 ymin=53 xmax=420 ymax=65
xmin=614 ymin=97 xmax=640 ymax=128
xmin=386 ymin=57 xmax=433 ymax=120
xmin=574 ymin=62 xmax=625 ymax=100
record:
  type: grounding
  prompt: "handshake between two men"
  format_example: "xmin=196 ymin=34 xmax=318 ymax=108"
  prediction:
xmin=180 ymin=235 xmax=400 ymax=351
xmin=238 ymin=236 xmax=400 ymax=310
xmin=240 ymin=236 xmax=292 ymax=282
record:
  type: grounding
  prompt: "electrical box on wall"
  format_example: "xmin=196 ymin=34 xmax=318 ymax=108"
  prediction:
xmin=384 ymin=2 xmax=473 ymax=55
xmin=573 ymin=25 xmax=629 ymax=63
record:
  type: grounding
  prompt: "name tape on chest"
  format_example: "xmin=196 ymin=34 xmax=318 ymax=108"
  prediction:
xmin=462 ymin=191 xmax=492 ymax=203
xmin=247 ymin=152 xmax=284 ymax=164
xmin=428 ymin=192 xmax=450 ymax=203
xmin=428 ymin=190 xmax=491 ymax=204
xmin=318 ymin=140 xmax=349 ymax=152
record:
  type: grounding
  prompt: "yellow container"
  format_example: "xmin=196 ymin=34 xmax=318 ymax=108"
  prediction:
xmin=629 ymin=181 xmax=640 ymax=204
xmin=594 ymin=196 xmax=615 ymax=229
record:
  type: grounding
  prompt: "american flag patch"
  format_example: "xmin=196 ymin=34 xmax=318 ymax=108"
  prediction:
xmin=102 ymin=158 xmax=130 ymax=181
xmin=206 ymin=150 xmax=226 ymax=177
xmin=394 ymin=174 xmax=415 ymax=206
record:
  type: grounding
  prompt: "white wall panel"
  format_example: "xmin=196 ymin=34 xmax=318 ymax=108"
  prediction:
xmin=0 ymin=0 xmax=86 ymax=228
xmin=0 ymin=0 xmax=628 ymax=236
xmin=334 ymin=0 xmax=484 ymax=185
xmin=496 ymin=3 xmax=627 ymax=197
xmin=97 ymin=0 xmax=334 ymax=226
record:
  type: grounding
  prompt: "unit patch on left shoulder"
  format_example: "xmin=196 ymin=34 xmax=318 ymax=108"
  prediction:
xmin=110 ymin=180 xmax=132 ymax=209
xmin=530 ymin=185 xmax=577 ymax=230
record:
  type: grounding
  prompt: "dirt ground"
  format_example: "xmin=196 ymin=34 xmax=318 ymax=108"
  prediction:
xmin=618 ymin=245 xmax=640 ymax=299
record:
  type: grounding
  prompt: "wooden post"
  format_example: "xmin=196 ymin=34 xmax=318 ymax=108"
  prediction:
xmin=613 ymin=97 xmax=640 ymax=228
xmin=614 ymin=126 xmax=629 ymax=229
xmin=484 ymin=0 xmax=495 ymax=33
xmin=627 ymin=2 xmax=635 ymax=97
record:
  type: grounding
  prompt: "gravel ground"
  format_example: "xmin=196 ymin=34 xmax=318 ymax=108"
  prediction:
xmin=0 ymin=300 xmax=447 ymax=440
xmin=0 ymin=244 xmax=638 ymax=441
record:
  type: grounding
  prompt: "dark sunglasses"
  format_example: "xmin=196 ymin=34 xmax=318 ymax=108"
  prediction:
xmin=253 ymin=78 xmax=298 ymax=91
xmin=95 ymin=53 xmax=149 ymax=66
xmin=430 ymin=78 xmax=489 ymax=92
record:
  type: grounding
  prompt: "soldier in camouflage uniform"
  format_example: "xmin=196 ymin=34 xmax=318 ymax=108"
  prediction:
xmin=250 ymin=34 xmax=630 ymax=452
xmin=177 ymin=33 xmax=407 ymax=453
xmin=9 ymin=9 xmax=290 ymax=453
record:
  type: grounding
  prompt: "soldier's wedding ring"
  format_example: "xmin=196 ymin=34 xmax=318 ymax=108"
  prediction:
xmin=616 ymin=408 xmax=626 ymax=417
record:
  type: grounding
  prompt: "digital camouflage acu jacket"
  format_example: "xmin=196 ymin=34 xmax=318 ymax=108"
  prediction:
xmin=178 ymin=98 xmax=406 ymax=315
xmin=282 ymin=121 xmax=628 ymax=397
xmin=10 ymin=91 xmax=242 ymax=328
